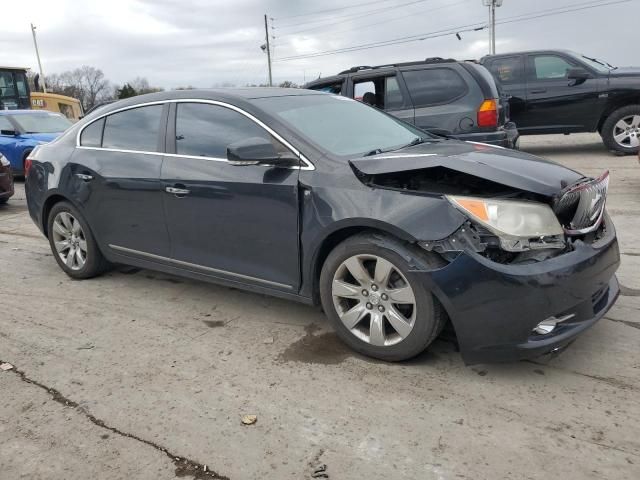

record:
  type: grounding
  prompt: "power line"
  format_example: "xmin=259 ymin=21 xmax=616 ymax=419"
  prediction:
xmin=274 ymin=0 xmax=631 ymax=62
xmin=275 ymin=0 xmax=433 ymax=32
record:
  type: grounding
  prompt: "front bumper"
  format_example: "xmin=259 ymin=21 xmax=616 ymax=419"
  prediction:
xmin=453 ymin=123 xmax=520 ymax=150
xmin=416 ymin=217 xmax=620 ymax=364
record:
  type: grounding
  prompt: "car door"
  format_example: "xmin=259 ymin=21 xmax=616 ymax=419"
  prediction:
xmin=484 ymin=55 xmax=527 ymax=127
xmin=399 ymin=66 xmax=471 ymax=136
xmin=523 ymin=53 xmax=602 ymax=132
xmin=350 ymin=73 xmax=414 ymax=124
xmin=161 ymin=101 xmax=301 ymax=292
xmin=74 ymin=103 xmax=171 ymax=257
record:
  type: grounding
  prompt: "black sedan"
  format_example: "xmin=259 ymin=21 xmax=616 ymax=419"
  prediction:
xmin=24 ymin=89 xmax=620 ymax=364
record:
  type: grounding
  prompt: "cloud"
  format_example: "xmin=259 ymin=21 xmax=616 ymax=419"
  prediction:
xmin=2 ymin=0 xmax=638 ymax=87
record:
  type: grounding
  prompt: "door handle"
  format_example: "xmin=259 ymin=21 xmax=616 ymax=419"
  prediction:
xmin=75 ymin=173 xmax=93 ymax=181
xmin=530 ymin=89 xmax=547 ymax=94
xmin=165 ymin=186 xmax=190 ymax=196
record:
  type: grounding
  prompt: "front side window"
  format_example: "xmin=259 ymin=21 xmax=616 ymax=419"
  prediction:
xmin=488 ymin=56 xmax=524 ymax=85
xmin=102 ymin=105 xmax=163 ymax=152
xmin=253 ymin=94 xmax=430 ymax=157
xmin=0 ymin=72 xmax=16 ymax=99
xmin=531 ymin=55 xmax=576 ymax=80
xmin=12 ymin=113 xmax=72 ymax=133
xmin=402 ymin=68 xmax=467 ymax=107
xmin=175 ymin=103 xmax=282 ymax=158
xmin=384 ymin=76 xmax=404 ymax=109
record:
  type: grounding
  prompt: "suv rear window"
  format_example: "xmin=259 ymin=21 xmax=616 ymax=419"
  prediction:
xmin=402 ymin=68 xmax=467 ymax=107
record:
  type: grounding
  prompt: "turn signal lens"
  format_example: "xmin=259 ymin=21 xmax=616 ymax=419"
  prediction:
xmin=24 ymin=157 xmax=33 ymax=176
xmin=477 ymin=99 xmax=498 ymax=127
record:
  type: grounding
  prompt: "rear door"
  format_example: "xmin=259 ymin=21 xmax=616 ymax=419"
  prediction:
xmin=161 ymin=101 xmax=301 ymax=292
xmin=523 ymin=53 xmax=601 ymax=132
xmin=349 ymin=73 xmax=414 ymax=124
xmin=399 ymin=66 xmax=473 ymax=136
xmin=74 ymin=104 xmax=171 ymax=257
xmin=483 ymin=55 xmax=527 ymax=127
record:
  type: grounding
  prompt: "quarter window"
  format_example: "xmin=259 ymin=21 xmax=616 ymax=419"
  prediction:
xmin=175 ymin=103 xmax=280 ymax=158
xmin=102 ymin=105 xmax=163 ymax=152
xmin=80 ymin=118 xmax=105 ymax=147
xmin=531 ymin=55 xmax=576 ymax=80
xmin=402 ymin=68 xmax=467 ymax=107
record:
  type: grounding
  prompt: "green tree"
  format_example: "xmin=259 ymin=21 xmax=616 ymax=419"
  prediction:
xmin=117 ymin=83 xmax=137 ymax=99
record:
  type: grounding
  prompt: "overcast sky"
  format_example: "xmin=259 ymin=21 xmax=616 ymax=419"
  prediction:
xmin=2 ymin=0 xmax=638 ymax=89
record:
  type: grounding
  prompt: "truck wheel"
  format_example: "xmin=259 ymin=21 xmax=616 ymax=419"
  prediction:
xmin=319 ymin=232 xmax=446 ymax=362
xmin=601 ymin=105 xmax=640 ymax=154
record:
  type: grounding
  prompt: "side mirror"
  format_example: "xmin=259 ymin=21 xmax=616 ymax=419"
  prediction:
xmin=226 ymin=137 xmax=299 ymax=167
xmin=0 ymin=129 xmax=17 ymax=136
xmin=567 ymin=68 xmax=591 ymax=85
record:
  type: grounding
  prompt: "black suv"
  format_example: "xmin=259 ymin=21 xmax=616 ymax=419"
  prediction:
xmin=304 ymin=58 xmax=519 ymax=149
xmin=481 ymin=50 xmax=640 ymax=154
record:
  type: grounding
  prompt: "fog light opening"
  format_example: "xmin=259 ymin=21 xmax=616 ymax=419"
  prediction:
xmin=533 ymin=314 xmax=576 ymax=335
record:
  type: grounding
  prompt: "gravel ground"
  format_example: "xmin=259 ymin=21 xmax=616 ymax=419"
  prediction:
xmin=1 ymin=133 xmax=639 ymax=480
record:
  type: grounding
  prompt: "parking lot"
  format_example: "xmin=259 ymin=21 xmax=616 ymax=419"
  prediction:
xmin=0 ymin=133 xmax=639 ymax=479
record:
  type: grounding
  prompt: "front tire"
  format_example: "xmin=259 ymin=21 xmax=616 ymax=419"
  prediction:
xmin=47 ymin=201 xmax=110 ymax=279
xmin=319 ymin=233 xmax=446 ymax=362
xmin=601 ymin=105 xmax=640 ymax=154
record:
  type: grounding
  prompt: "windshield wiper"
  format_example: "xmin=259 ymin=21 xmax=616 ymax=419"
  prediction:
xmin=364 ymin=148 xmax=383 ymax=157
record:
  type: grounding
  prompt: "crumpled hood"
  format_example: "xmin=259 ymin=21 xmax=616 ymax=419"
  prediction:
xmin=19 ymin=132 xmax=61 ymax=143
xmin=349 ymin=140 xmax=585 ymax=197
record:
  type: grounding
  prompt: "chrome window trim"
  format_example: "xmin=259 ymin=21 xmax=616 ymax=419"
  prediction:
xmin=109 ymin=244 xmax=293 ymax=290
xmin=76 ymin=98 xmax=315 ymax=170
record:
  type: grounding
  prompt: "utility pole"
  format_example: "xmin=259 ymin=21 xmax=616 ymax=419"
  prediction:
xmin=264 ymin=14 xmax=273 ymax=87
xmin=482 ymin=0 xmax=503 ymax=55
xmin=30 ymin=23 xmax=47 ymax=93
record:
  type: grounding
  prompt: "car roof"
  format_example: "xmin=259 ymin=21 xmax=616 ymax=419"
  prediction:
xmin=481 ymin=49 xmax=575 ymax=60
xmin=88 ymin=88 xmax=325 ymax=118
xmin=0 ymin=109 xmax=60 ymax=116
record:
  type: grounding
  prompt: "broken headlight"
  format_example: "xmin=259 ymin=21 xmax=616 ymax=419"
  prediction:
xmin=446 ymin=195 xmax=564 ymax=252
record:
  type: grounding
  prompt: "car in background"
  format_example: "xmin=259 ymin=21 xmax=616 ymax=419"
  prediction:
xmin=0 ymin=110 xmax=71 ymax=174
xmin=25 ymin=89 xmax=619 ymax=364
xmin=0 ymin=153 xmax=14 ymax=204
xmin=481 ymin=49 xmax=640 ymax=155
xmin=304 ymin=57 xmax=519 ymax=149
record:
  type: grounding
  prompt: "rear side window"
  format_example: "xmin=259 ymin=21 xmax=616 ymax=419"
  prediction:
xmin=175 ymin=103 xmax=278 ymax=158
xmin=402 ymin=68 xmax=467 ymax=107
xmin=487 ymin=56 xmax=524 ymax=85
xmin=80 ymin=118 xmax=104 ymax=147
xmin=102 ymin=105 xmax=163 ymax=152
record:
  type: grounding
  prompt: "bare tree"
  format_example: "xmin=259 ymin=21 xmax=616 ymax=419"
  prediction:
xmin=44 ymin=66 xmax=112 ymax=110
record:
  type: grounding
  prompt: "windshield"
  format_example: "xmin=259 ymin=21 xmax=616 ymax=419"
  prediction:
xmin=569 ymin=52 xmax=615 ymax=73
xmin=253 ymin=94 xmax=432 ymax=157
xmin=12 ymin=112 xmax=72 ymax=134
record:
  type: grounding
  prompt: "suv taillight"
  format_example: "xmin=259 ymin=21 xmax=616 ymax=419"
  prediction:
xmin=477 ymin=99 xmax=498 ymax=128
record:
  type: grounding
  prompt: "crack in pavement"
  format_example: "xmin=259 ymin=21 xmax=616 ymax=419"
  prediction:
xmin=1 ymin=360 xmax=229 ymax=480
xmin=604 ymin=316 xmax=640 ymax=331
xmin=525 ymin=360 xmax=637 ymax=392
xmin=619 ymin=283 xmax=640 ymax=297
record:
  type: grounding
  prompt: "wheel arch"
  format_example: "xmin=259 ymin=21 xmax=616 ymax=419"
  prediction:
xmin=597 ymin=97 xmax=640 ymax=133
xmin=41 ymin=192 xmax=77 ymax=238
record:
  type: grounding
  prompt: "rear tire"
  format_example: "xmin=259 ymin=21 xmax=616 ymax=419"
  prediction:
xmin=47 ymin=201 xmax=110 ymax=279
xmin=601 ymin=105 xmax=640 ymax=154
xmin=319 ymin=232 xmax=446 ymax=362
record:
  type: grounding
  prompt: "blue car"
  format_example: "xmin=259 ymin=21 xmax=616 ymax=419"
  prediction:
xmin=0 ymin=110 xmax=72 ymax=174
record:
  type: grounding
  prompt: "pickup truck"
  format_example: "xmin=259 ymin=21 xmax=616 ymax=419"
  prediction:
xmin=481 ymin=50 xmax=640 ymax=154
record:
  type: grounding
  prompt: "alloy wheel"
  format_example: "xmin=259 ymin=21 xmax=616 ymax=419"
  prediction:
xmin=52 ymin=211 xmax=88 ymax=271
xmin=613 ymin=115 xmax=640 ymax=149
xmin=331 ymin=254 xmax=417 ymax=346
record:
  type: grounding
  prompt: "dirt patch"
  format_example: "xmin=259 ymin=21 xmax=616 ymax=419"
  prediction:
xmin=278 ymin=324 xmax=353 ymax=365
xmin=203 ymin=320 xmax=226 ymax=328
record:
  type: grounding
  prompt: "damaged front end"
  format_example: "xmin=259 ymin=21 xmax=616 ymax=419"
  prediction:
xmin=351 ymin=161 xmax=610 ymax=266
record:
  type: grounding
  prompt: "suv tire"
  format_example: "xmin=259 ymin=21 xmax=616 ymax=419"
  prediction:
xmin=319 ymin=232 xmax=446 ymax=361
xmin=601 ymin=105 xmax=640 ymax=154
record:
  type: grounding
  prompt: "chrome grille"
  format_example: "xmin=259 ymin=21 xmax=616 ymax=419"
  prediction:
xmin=554 ymin=171 xmax=609 ymax=235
